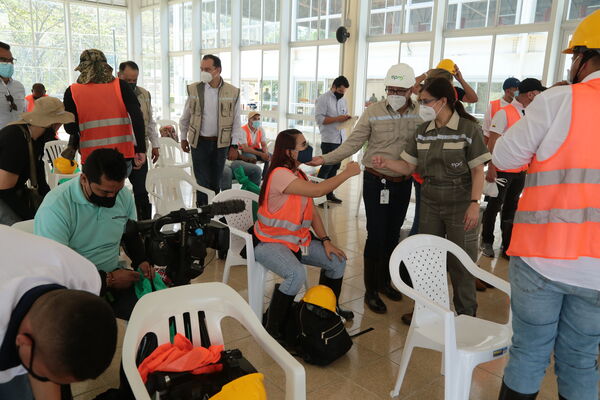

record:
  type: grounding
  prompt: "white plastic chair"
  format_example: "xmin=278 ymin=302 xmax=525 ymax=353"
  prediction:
xmin=146 ymin=167 xmax=215 ymax=216
xmin=122 ymin=282 xmax=306 ymax=400
xmin=156 ymin=119 xmax=179 ymax=138
xmin=155 ymin=137 xmax=192 ymax=170
xmin=12 ymin=219 xmax=34 ymax=233
xmin=42 ymin=140 xmax=80 ymax=189
xmin=213 ymin=189 xmax=309 ymax=318
xmin=389 ymin=234 xmax=512 ymax=400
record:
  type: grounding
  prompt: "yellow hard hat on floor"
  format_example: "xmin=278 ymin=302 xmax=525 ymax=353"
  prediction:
xmin=563 ymin=10 xmax=600 ymax=54
xmin=302 ymin=285 xmax=336 ymax=313
xmin=436 ymin=59 xmax=456 ymax=74
xmin=210 ymin=373 xmax=266 ymax=400
xmin=53 ymin=157 xmax=78 ymax=174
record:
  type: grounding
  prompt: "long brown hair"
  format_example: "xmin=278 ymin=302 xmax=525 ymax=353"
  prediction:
xmin=258 ymin=129 xmax=303 ymax=205
xmin=421 ymin=77 xmax=478 ymax=123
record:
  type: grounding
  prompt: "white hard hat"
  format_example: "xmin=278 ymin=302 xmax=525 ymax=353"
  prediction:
xmin=384 ymin=63 xmax=416 ymax=88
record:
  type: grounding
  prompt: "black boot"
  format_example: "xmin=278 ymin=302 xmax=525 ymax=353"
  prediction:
xmin=380 ymin=264 xmax=403 ymax=301
xmin=498 ymin=381 xmax=538 ymax=399
xmin=319 ymin=271 xmax=354 ymax=321
xmin=265 ymin=286 xmax=295 ymax=342
xmin=363 ymin=256 xmax=386 ymax=313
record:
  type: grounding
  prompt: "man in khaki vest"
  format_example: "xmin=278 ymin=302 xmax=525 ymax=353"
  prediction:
xmin=118 ymin=61 xmax=160 ymax=220
xmin=180 ymin=54 xmax=242 ymax=205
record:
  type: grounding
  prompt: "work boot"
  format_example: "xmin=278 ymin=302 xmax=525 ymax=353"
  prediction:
xmin=364 ymin=256 xmax=387 ymax=313
xmin=497 ymin=381 xmax=538 ymax=399
xmin=326 ymin=193 xmax=343 ymax=204
xmin=265 ymin=285 xmax=295 ymax=342
xmin=319 ymin=270 xmax=354 ymax=321
xmin=481 ymin=242 xmax=495 ymax=258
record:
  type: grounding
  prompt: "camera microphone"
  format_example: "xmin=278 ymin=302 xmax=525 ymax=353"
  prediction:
xmin=200 ymin=199 xmax=246 ymax=217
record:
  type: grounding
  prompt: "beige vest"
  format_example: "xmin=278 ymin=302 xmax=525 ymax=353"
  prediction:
xmin=186 ymin=80 xmax=239 ymax=149
xmin=135 ymin=86 xmax=152 ymax=149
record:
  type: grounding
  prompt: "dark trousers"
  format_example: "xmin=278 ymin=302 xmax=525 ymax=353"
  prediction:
xmin=128 ymin=160 xmax=152 ymax=220
xmin=317 ymin=142 xmax=341 ymax=196
xmin=481 ymin=171 xmax=526 ymax=249
xmin=362 ymin=171 xmax=412 ymax=292
xmin=191 ymin=140 xmax=227 ymax=206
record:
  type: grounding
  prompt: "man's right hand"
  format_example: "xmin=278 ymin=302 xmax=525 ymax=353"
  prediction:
xmin=486 ymin=164 xmax=497 ymax=183
xmin=181 ymin=139 xmax=190 ymax=153
xmin=109 ymin=269 xmax=141 ymax=290
xmin=337 ymin=115 xmax=352 ymax=122
xmin=306 ymin=156 xmax=324 ymax=166
xmin=343 ymin=161 xmax=361 ymax=177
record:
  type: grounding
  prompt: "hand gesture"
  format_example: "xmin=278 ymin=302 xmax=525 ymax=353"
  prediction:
xmin=372 ymin=156 xmax=388 ymax=170
xmin=181 ymin=139 xmax=190 ymax=153
xmin=109 ymin=269 xmax=140 ymax=289
xmin=343 ymin=161 xmax=361 ymax=177
xmin=453 ymin=65 xmax=464 ymax=81
xmin=306 ymin=156 xmax=324 ymax=167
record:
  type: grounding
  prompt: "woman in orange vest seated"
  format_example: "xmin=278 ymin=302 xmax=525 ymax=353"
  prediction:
xmin=254 ymin=129 xmax=360 ymax=340
xmin=240 ymin=111 xmax=270 ymax=178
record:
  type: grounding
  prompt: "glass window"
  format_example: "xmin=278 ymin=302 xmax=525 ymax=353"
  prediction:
xmin=264 ymin=0 xmax=280 ymax=44
xmin=290 ymin=46 xmax=318 ymax=114
xmin=369 ymin=0 xmax=433 ymax=35
xmin=219 ymin=0 xmax=232 ymax=47
xmin=169 ymin=54 xmax=193 ymax=119
xmin=242 ymin=0 xmax=280 ymax=46
xmin=241 ymin=49 xmax=262 ymax=110
xmin=446 ymin=0 xmax=554 ymax=29
xmin=262 ymin=50 xmax=279 ymax=111
xmin=567 ymin=0 xmax=600 ymax=19
xmin=141 ymin=7 xmax=162 ymax=117
xmin=294 ymin=0 xmax=344 ymax=41
xmin=444 ymin=36 xmax=493 ymax=116
xmin=169 ymin=2 xmax=192 ymax=52
xmin=99 ymin=8 xmax=128 ymax=68
xmin=400 ymin=41 xmax=430 ymax=78
xmin=201 ymin=0 xmax=218 ymax=48
xmin=216 ymin=51 xmax=231 ymax=82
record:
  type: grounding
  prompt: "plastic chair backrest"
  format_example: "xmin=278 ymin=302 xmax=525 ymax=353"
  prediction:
xmin=157 ymin=137 xmax=190 ymax=168
xmin=156 ymin=119 xmax=179 ymax=134
xmin=212 ymin=189 xmax=257 ymax=232
xmin=123 ymin=282 xmax=306 ymax=400
xmin=12 ymin=219 xmax=34 ymax=233
xmin=146 ymin=167 xmax=196 ymax=214
xmin=43 ymin=140 xmax=67 ymax=164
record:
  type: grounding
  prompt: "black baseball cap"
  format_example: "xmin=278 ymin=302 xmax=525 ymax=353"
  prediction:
xmin=518 ymin=78 xmax=546 ymax=94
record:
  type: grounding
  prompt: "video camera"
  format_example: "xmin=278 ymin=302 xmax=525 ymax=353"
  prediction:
xmin=131 ymin=200 xmax=245 ymax=286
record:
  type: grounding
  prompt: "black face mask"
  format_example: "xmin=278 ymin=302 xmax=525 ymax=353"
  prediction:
xmin=87 ymin=181 xmax=118 ymax=208
xmin=128 ymin=82 xmax=137 ymax=92
xmin=333 ymin=91 xmax=344 ymax=100
xmin=19 ymin=333 xmax=50 ymax=382
xmin=297 ymin=145 xmax=313 ymax=164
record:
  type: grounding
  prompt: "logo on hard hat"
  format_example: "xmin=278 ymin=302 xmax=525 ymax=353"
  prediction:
xmin=391 ymin=75 xmax=405 ymax=81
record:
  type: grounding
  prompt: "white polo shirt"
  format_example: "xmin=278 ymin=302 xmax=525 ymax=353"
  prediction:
xmin=0 ymin=226 xmax=100 ymax=383
xmin=493 ymin=71 xmax=600 ymax=290
xmin=489 ymin=98 xmax=525 ymax=136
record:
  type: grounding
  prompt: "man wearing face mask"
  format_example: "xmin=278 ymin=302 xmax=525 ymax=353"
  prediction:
xmin=118 ymin=61 xmax=160 ymax=220
xmin=315 ymin=76 xmax=351 ymax=204
xmin=309 ymin=64 xmax=422 ymax=314
xmin=482 ymin=77 xmax=520 ymax=142
xmin=239 ymin=111 xmax=270 ymax=178
xmin=0 ymin=97 xmax=72 ymax=225
xmin=491 ymin=10 xmax=600 ymax=400
xmin=0 ymin=42 xmax=26 ymax=130
xmin=179 ymin=54 xmax=243 ymax=206
xmin=34 ymin=148 xmax=153 ymax=321
xmin=481 ymin=78 xmax=545 ymax=259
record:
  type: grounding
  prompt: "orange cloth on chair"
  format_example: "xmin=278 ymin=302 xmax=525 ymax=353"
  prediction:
xmin=138 ymin=333 xmax=224 ymax=382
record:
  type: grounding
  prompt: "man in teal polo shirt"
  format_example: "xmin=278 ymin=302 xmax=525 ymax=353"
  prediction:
xmin=34 ymin=148 xmax=153 ymax=320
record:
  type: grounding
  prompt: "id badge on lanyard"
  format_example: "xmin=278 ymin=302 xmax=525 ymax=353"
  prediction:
xmin=380 ymin=178 xmax=390 ymax=205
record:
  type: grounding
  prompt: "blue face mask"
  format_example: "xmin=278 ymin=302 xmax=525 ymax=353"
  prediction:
xmin=513 ymin=90 xmax=519 ymax=98
xmin=0 ymin=63 xmax=14 ymax=79
xmin=297 ymin=145 xmax=313 ymax=164
xmin=252 ymin=120 xmax=261 ymax=129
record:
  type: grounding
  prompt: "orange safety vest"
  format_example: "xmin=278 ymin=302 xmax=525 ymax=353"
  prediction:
xmin=242 ymin=124 xmax=263 ymax=150
xmin=254 ymin=167 xmax=313 ymax=252
xmin=508 ymin=78 xmax=600 ymax=259
xmin=496 ymin=104 xmax=528 ymax=173
xmin=489 ymin=99 xmax=502 ymax=119
xmin=25 ymin=94 xmax=47 ymax=112
xmin=70 ymin=79 xmax=135 ymax=163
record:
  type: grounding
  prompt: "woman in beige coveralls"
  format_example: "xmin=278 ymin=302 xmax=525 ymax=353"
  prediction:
xmin=373 ymin=78 xmax=490 ymax=317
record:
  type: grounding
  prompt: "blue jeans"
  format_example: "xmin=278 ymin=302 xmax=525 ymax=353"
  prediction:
xmin=255 ymin=239 xmax=346 ymax=296
xmin=242 ymin=151 xmax=270 ymax=178
xmin=504 ymin=257 xmax=600 ymax=399
xmin=0 ymin=374 xmax=34 ymax=400
xmin=220 ymin=160 xmax=262 ymax=191
xmin=191 ymin=141 xmax=227 ymax=205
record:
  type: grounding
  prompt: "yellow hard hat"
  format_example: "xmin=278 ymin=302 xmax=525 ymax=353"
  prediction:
xmin=563 ymin=10 xmax=600 ymax=54
xmin=436 ymin=59 xmax=456 ymax=74
xmin=302 ymin=285 xmax=336 ymax=313
xmin=210 ymin=373 xmax=266 ymax=400
xmin=53 ymin=157 xmax=78 ymax=174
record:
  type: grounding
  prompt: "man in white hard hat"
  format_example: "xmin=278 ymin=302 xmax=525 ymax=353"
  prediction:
xmin=309 ymin=63 xmax=422 ymax=314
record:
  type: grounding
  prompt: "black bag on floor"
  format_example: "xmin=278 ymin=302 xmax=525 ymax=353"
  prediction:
xmin=285 ymin=300 xmax=352 ymax=366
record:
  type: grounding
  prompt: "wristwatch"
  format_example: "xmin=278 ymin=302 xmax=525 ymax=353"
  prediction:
xmin=320 ymin=236 xmax=331 ymax=242
xmin=470 ymin=199 xmax=480 ymax=204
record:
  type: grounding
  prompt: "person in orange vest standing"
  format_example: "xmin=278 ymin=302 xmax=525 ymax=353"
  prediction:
xmin=482 ymin=77 xmax=519 ymax=144
xmin=24 ymin=83 xmax=47 ymax=112
xmin=493 ymin=10 xmax=600 ymax=400
xmin=480 ymin=78 xmax=545 ymax=259
xmin=239 ymin=111 xmax=270 ymax=178
xmin=61 ymin=49 xmax=146 ymax=172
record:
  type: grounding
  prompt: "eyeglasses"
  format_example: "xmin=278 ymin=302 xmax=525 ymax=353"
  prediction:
xmin=417 ymin=98 xmax=438 ymax=106
xmin=0 ymin=57 xmax=16 ymax=64
xmin=386 ymin=88 xmax=410 ymax=96
xmin=5 ymin=94 xmax=17 ymax=112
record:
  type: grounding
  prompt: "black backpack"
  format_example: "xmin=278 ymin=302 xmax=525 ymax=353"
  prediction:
xmin=285 ymin=301 xmax=353 ymax=366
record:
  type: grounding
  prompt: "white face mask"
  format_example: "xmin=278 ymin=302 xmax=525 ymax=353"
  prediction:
xmin=387 ymin=95 xmax=407 ymax=110
xmin=200 ymin=71 xmax=213 ymax=83
xmin=419 ymin=105 xmax=438 ymax=122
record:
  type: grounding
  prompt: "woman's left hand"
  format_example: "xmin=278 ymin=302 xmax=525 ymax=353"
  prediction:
xmin=323 ymin=240 xmax=347 ymax=261
xmin=463 ymin=203 xmax=480 ymax=231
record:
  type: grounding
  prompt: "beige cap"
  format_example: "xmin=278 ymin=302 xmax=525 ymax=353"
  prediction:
xmin=19 ymin=97 xmax=75 ymax=127
xmin=248 ymin=111 xmax=260 ymax=120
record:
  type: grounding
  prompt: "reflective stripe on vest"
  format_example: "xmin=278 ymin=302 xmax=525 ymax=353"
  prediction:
xmin=70 ymin=79 xmax=135 ymax=163
xmin=490 ymin=99 xmax=502 ymax=119
xmin=508 ymin=78 xmax=600 ymax=259
xmin=497 ymin=104 xmax=528 ymax=173
xmin=242 ymin=124 xmax=262 ymax=149
xmin=254 ymin=167 xmax=313 ymax=252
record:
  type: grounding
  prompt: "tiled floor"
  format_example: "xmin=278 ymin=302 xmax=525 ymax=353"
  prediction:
xmin=73 ymin=174 xmax=569 ymax=399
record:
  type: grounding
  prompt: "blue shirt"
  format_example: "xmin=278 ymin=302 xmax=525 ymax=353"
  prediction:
xmin=315 ymin=91 xmax=348 ymax=144
xmin=34 ymin=177 xmax=137 ymax=272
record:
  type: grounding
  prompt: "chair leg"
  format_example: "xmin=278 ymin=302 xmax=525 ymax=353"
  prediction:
xmin=390 ymin=330 xmax=415 ymax=397
xmin=248 ymin=262 xmax=267 ymax=319
xmin=440 ymin=352 xmax=445 ymax=376
xmin=222 ymin=250 xmax=233 ymax=284
xmin=455 ymin=365 xmax=474 ymax=400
